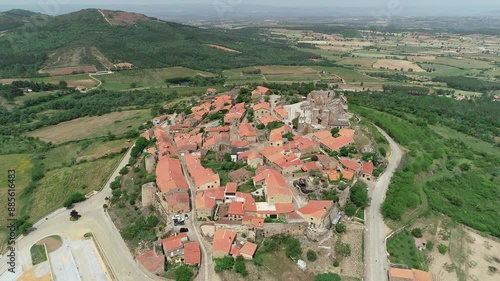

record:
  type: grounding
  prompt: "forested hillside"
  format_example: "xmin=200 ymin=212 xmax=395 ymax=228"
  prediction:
xmin=0 ymin=9 xmax=326 ymax=77
xmin=0 ymin=9 xmax=48 ymax=31
xmin=349 ymin=93 xmax=500 ymax=238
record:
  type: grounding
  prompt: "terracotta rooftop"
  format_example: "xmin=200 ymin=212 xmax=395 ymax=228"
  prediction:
xmin=136 ymin=250 xmax=165 ymax=273
xmin=274 ymin=105 xmax=288 ymax=119
xmin=238 ymin=123 xmax=257 ymax=138
xmin=362 ymin=162 xmax=374 ymax=175
xmin=340 ymin=159 xmax=361 ymax=171
xmin=156 ymin=157 xmax=189 ymax=194
xmin=225 ymin=182 xmax=238 ymax=194
xmin=258 ymin=115 xmax=280 ymax=126
xmin=388 ymin=268 xmax=432 ymax=281
xmin=298 ymin=200 xmax=333 ymax=219
xmin=162 ymin=233 xmax=188 ymax=252
xmin=184 ymin=242 xmax=201 ymax=265
xmin=212 ymin=230 xmax=237 ymax=255
xmin=240 ymin=242 xmax=258 ymax=258
xmin=228 ymin=201 xmax=245 ymax=216
xmin=253 ymin=101 xmax=270 ymax=112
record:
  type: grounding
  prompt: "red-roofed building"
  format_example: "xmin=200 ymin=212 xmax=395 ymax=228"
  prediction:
xmin=203 ymin=133 xmax=230 ymax=151
xmin=162 ymin=233 xmax=188 ymax=261
xmin=242 ymin=216 xmax=264 ymax=229
xmin=320 ymin=135 xmax=355 ymax=152
xmin=253 ymin=102 xmax=271 ymax=119
xmin=290 ymin=135 xmax=320 ymax=154
xmin=228 ymin=201 xmax=245 ymax=220
xmin=166 ymin=192 xmax=190 ymax=214
xmin=269 ymin=130 xmax=284 ymax=147
xmin=184 ymin=242 xmax=201 ymax=265
xmin=341 ymin=169 xmax=355 ymax=181
xmin=224 ymin=182 xmax=237 ymax=200
xmin=156 ymin=157 xmax=189 ymax=195
xmin=212 ymin=230 xmax=237 ymax=258
xmin=253 ymin=168 xmax=293 ymax=204
xmin=136 ymin=250 xmax=165 ymax=274
xmin=325 ymin=170 xmax=340 ymax=181
xmin=174 ymin=133 xmax=203 ymax=152
xmin=274 ymin=105 xmax=288 ymax=121
xmin=302 ymin=161 xmax=320 ymax=172
xmin=195 ymin=191 xmax=216 ymax=220
xmin=240 ymin=242 xmax=258 ymax=260
xmin=247 ymin=151 xmax=263 ymax=168
xmin=297 ymin=200 xmax=334 ymax=229
xmin=185 ymin=153 xmax=220 ymax=191
xmin=340 ymin=159 xmax=361 ymax=171
xmin=258 ymin=115 xmax=280 ymax=127
xmin=238 ymin=123 xmax=257 ymax=143
xmin=153 ymin=115 xmax=167 ymax=126
xmin=362 ymin=162 xmax=374 ymax=180
xmin=251 ymin=86 xmax=269 ymax=99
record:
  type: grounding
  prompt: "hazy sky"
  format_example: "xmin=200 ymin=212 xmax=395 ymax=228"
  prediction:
xmin=5 ymin=0 xmax=500 ymax=7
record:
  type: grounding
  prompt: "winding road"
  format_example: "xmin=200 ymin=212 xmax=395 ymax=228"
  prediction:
xmin=364 ymin=126 xmax=403 ymax=281
xmin=0 ymin=145 xmax=160 ymax=281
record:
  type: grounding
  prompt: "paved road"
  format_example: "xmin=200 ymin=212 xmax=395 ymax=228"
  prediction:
xmin=0 ymin=144 xmax=158 ymax=281
xmin=364 ymin=126 xmax=403 ymax=281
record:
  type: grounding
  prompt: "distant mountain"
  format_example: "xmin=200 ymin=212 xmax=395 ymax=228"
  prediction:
xmin=0 ymin=9 xmax=50 ymax=31
xmin=0 ymin=8 xmax=326 ymax=78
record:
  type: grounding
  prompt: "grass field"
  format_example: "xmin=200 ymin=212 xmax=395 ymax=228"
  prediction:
xmin=100 ymin=67 xmax=215 ymax=90
xmin=0 ymin=154 xmax=32 ymax=252
xmin=42 ymin=139 xmax=129 ymax=170
xmin=432 ymin=86 xmax=483 ymax=97
xmin=29 ymin=156 xmax=121 ymax=223
xmin=387 ymin=230 xmax=426 ymax=270
xmin=30 ymin=244 xmax=47 ymax=266
xmin=14 ymin=91 xmax=59 ymax=104
xmin=430 ymin=125 xmax=500 ymax=158
xmin=416 ymin=63 xmax=470 ymax=76
xmin=434 ymin=57 xmax=493 ymax=70
xmin=27 ymin=109 xmax=150 ymax=143
xmin=311 ymin=66 xmax=378 ymax=83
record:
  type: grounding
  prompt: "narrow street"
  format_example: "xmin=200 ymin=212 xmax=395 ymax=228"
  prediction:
xmin=364 ymin=126 xmax=403 ymax=281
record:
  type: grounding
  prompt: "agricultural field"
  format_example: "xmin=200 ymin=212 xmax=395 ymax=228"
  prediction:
xmin=100 ymin=67 xmax=215 ymax=90
xmin=27 ymin=109 xmax=150 ymax=143
xmin=43 ymin=139 xmax=130 ymax=170
xmin=29 ymin=156 xmax=121 ymax=223
xmin=372 ymin=59 xmax=425 ymax=72
xmin=0 ymin=154 xmax=32 ymax=252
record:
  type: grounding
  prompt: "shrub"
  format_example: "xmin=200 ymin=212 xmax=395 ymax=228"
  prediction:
xmin=335 ymin=223 xmax=346 ymax=233
xmin=285 ymin=237 xmax=302 ymax=260
xmin=119 ymin=167 xmax=129 ymax=175
xmin=411 ymin=228 xmax=423 ymax=238
xmin=315 ymin=273 xmax=341 ymax=281
xmin=63 ymin=192 xmax=86 ymax=208
xmin=438 ymin=244 xmax=448 ymax=254
xmin=174 ymin=265 xmax=193 ymax=281
xmin=253 ymin=253 xmax=263 ymax=266
xmin=335 ymin=240 xmax=351 ymax=257
xmin=234 ymin=256 xmax=248 ymax=276
xmin=333 ymin=259 xmax=340 ymax=267
xmin=307 ymin=249 xmax=318 ymax=261
xmin=214 ymin=256 xmax=234 ymax=272
xmin=426 ymin=241 xmax=434 ymax=251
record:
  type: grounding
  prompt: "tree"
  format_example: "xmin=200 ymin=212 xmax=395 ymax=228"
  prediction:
xmin=335 ymin=223 xmax=346 ymax=233
xmin=411 ymin=228 xmax=423 ymax=238
xmin=307 ymin=249 xmax=318 ymax=261
xmin=223 ymin=153 xmax=232 ymax=162
xmin=426 ymin=241 xmax=434 ymax=251
xmin=350 ymin=181 xmax=369 ymax=208
xmin=344 ymin=203 xmax=356 ymax=217
xmin=234 ymin=256 xmax=248 ymax=276
xmin=315 ymin=272 xmax=341 ymax=281
xmin=438 ymin=244 xmax=448 ymax=254
xmin=285 ymin=237 xmax=302 ymax=260
xmin=339 ymin=146 xmax=349 ymax=157
xmin=70 ymin=210 xmax=80 ymax=220
xmin=119 ymin=167 xmax=129 ymax=175
xmin=330 ymin=127 xmax=340 ymax=137
xmin=214 ymin=256 xmax=234 ymax=272
xmin=256 ymin=123 xmax=265 ymax=130
xmin=333 ymin=259 xmax=340 ymax=267
xmin=253 ymin=253 xmax=263 ymax=266
xmin=174 ymin=265 xmax=193 ymax=281
xmin=378 ymin=147 xmax=387 ymax=157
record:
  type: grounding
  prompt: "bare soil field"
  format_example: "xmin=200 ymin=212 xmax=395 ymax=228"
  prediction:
xmin=99 ymin=9 xmax=151 ymax=26
xmin=207 ymin=44 xmax=242 ymax=53
xmin=462 ymin=228 xmax=500 ymax=281
xmin=27 ymin=109 xmax=149 ymax=143
xmin=39 ymin=65 xmax=98 ymax=75
xmin=36 ymin=235 xmax=63 ymax=252
xmin=373 ymin=59 xmax=425 ymax=72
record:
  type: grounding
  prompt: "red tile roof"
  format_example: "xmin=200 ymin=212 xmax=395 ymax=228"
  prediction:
xmin=240 ymin=242 xmax=258 ymax=258
xmin=184 ymin=242 xmax=201 ymax=265
xmin=258 ymin=115 xmax=280 ymax=126
xmin=166 ymin=193 xmax=190 ymax=207
xmin=238 ymin=123 xmax=257 ymax=138
xmin=225 ymin=182 xmax=238 ymax=194
xmin=253 ymin=101 xmax=270 ymax=112
xmin=341 ymin=169 xmax=355 ymax=180
xmin=162 ymin=233 xmax=188 ymax=252
xmin=231 ymin=140 xmax=250 ymax=148
xmin=340 ymin=159 xmax=361 ymax=171
xmin=212 ymin=230 xmax=237 ymax=255
xmin=256 ymin=86 xmax=269 ymax=94
xmin=301 ymin=161 xmax=320 ymax=172
xmin=156 ymin=157 xmax=189 ymax=193
xmin=321 ymin=135 xmax=355 ymax=151
xmin=136 ymin=250 xmax=165 ymax=273
xmin=228 ymin=201 xmax=245 ymax=216
xmin=274 ymin=105 xmax=288 ymax=119
xmin=195 ymin=191 xmax=216 ymax=211
xmin=298 ymin=200 xmax=333 ymax=219
xmin=362 ymin=162 xmax=374 ymax=175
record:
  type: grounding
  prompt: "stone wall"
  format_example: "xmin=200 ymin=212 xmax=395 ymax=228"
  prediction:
xmin=261 ymin=222 xmax=308 ymax=237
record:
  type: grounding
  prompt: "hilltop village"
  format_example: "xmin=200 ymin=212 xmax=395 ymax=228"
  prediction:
xmin=131 ymin=85 xmax=386 ymax=279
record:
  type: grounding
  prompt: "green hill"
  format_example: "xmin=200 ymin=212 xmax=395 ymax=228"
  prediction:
xmin=0 ymin=9 xmax=49 ymax=31
xmin=0 ymin=8 xmax=326 ymax=78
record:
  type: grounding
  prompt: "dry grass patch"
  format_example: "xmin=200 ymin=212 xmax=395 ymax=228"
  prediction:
xmin=27 ymin=109 xmax=149 ymax=143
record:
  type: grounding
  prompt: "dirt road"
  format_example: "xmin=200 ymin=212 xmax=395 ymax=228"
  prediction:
xmin=0 ymin=144 xmax=160 ymax=281
xmin=364 ymin=126 xmax=403 ymax=281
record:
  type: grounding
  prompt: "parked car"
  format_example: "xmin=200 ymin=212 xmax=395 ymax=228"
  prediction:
xmin=179 ymin=228 xmax=189 ymax=233
xmin=174 ymin=220 xmax=185 ymax=226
